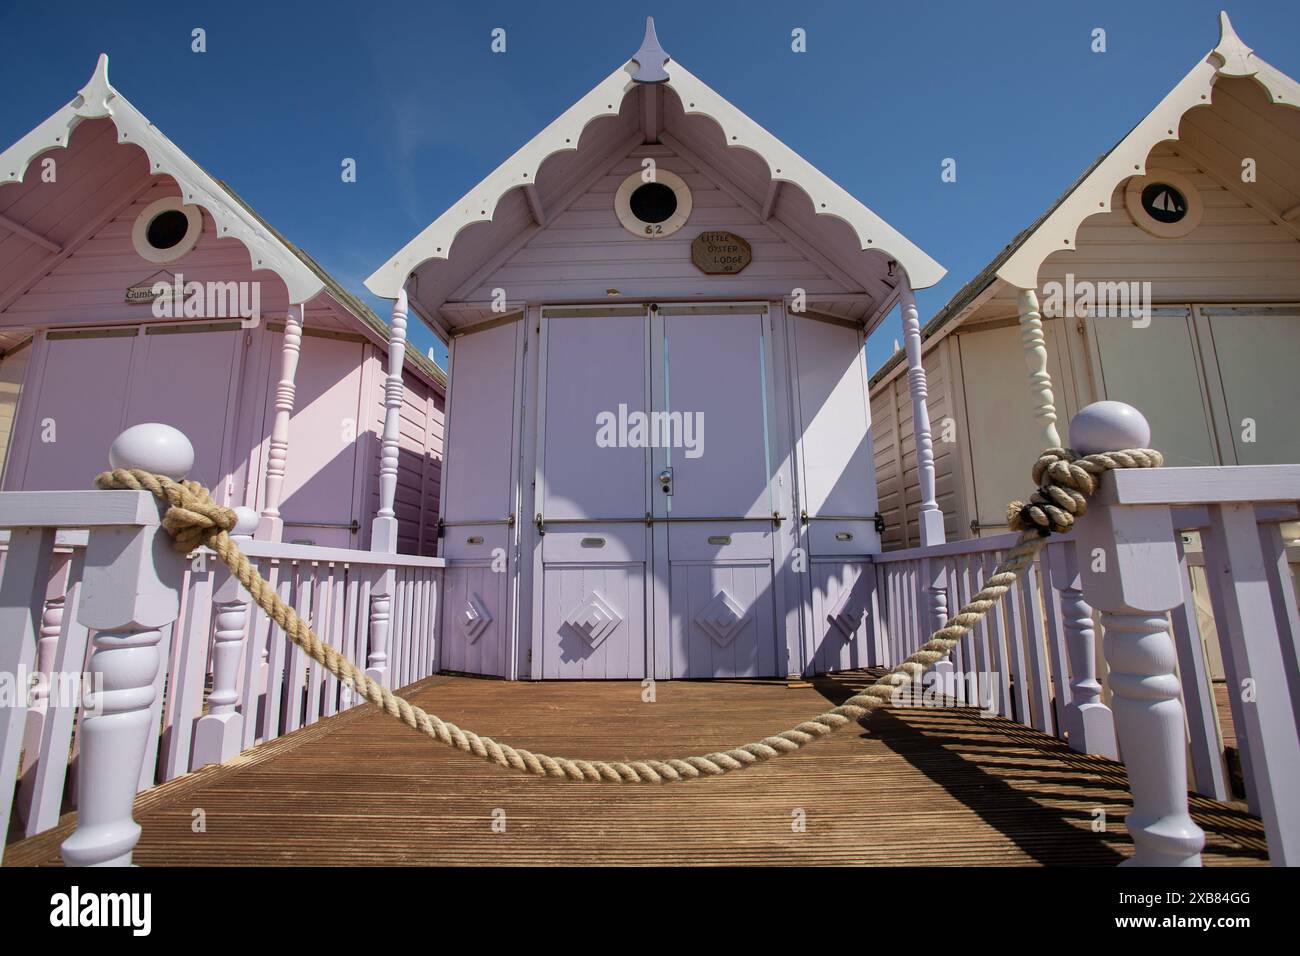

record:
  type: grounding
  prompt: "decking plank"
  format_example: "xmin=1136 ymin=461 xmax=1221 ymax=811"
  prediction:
xmin=5 ymin=673 xmax=1268 ymax=866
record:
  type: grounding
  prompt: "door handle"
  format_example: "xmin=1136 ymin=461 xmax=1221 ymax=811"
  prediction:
xmin=658 ymin=467 xmax=673 ymax=496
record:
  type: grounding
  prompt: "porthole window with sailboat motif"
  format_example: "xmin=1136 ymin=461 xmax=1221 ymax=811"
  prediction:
xmin=1124 ymin=169 xmax=1203 ymax=238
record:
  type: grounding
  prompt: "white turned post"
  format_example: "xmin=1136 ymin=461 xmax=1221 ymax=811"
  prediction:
xmin=1016 ymin=289 xmax=1062 ymax=451
xmin=900 ymin=280 xmax=949 ymax=681
xmin=1071 ymin=402 xmax=1204 ymax=867
xmin=1046 ymin=540 xmax=1117 ymax=758
xmin=366 ymin=289 xmax=409 ymax=686
xmin=373 ymin=289 xmax=408 ymax=551
xmin=61 ymin=424 xmax=190 ymax=867
xmin=259 ymin=304 xmax=304 ymax=541
xmin=191 ymin=506 xmax=258 ymax=770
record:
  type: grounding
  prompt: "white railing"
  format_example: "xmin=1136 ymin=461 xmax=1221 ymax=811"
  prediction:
xmin=872 ymin=531 xmax=1114 ymax=752
xmin=0 ymin=427 xmax=443 ymax=865
xmin=874 ymin=402 xmax=1300 ymax=866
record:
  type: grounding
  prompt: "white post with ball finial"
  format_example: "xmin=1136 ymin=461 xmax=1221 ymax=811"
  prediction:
xmin=1070 ymin=401 xmax=1205 ymax=866
xmin=60 ymin=424 xmax=192 ymax=866
xmin=191 ymin=506 xmax=259 ymax=769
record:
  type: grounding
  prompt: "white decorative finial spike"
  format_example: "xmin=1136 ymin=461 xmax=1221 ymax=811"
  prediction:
xmin=109 ymin=423 xmax=195 ymax=480
xmin=1213 ymin=11 xmax=1256 ymax=77
xmin=1069 ymin=401 xmax=1151 ymax=455
xmin=74 ymin=53 xmax=117 ymax=119
xmin=631 ymin=17 xmax=670 ymax=83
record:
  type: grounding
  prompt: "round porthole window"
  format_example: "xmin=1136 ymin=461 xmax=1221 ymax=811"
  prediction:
xmin=132 ymin=196 xmax=203 ymax=263
xmin=615 ymin=169 xmax=692 ymax=238
xmin=1124 ymin=169 xmax=1202 ymax=238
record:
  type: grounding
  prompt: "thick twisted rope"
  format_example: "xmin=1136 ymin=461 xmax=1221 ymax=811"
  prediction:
xmin=95 ymin=444 xmax=1160 ymax=784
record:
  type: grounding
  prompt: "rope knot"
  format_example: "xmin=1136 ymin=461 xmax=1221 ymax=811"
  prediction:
xmin=1007 ymin=446 xmax=1162 ymax=537
xmin=95 ymin=467 xmax=237 ymax=553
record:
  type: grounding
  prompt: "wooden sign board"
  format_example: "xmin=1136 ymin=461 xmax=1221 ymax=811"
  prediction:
xmin=691 ymin=231 xmax=752 ymax=275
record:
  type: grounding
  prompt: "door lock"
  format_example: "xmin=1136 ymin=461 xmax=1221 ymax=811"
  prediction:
xmin=658 ymin=467 xmax=674 ymax=496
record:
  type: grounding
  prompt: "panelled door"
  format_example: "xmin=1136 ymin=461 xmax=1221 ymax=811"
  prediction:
xmin=536 ymin=308 xmax=651 ymax=678
xmin=652 ymin=305 xmax=783 ymax=679
xmin=534 ymin=304 xmax=785 ymax=679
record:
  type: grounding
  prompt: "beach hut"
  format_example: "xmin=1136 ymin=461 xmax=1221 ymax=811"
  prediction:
xmin=0 ymin=56 xmax=445 ymax=554
xmin=870 ymin=13 xmax=1300 ymax=552
xmin=367 ymin=19 xmax=944 ymax=679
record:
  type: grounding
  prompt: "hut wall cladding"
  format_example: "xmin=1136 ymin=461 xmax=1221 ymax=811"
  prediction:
xmin=465 ymin=143 xmax=848 ymax=302
xmin=0 ymin=119 xmax=154 ymax=308
xmin=0 ymin=344 xmax=29 ymax=478
xmin=5 ymin=185 xmax=294 ymax=327
xmin=870 ymin=337 xmax=967 ymax=550
xmin=1039 ymin=150 xmax=1300 ymax=302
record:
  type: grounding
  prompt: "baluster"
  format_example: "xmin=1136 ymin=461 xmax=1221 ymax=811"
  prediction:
xmin=985 ymin=552 xmax=1012 ymax=717
xmin=952 ymin=556 xmax=970 ymax=705
xmin=871 ymin=564 xmax=888 ymax=668
xmin=1039 ymin=543 xmax=1073 ymax=740
xmin=1169 ymin=535 xmax=1230 ymax=800
xmin=1019 ymin=560 xmax=1053 ymax=732
xmin=367 ymin=567 xmax=394 ymax=687
xmin=304 ymin=565 xmax=332 ymax=726
xmin=971 ymin=559 xmax=992 ymax=713
xmin=1201 ymin=503 xmax=1300 ymax=865
xmin=324 ymin=564 xmax=348 ymax=716
xmin=0 ymin=526 xmax=57 ymax=860
xmin=282 ymin=564 xmax=315 ymax=733
xmin=1047 ymin=539 xmax=1118 ymax=758
xmin=1072 ymin=402 xmax=1204 ymax=866
xmin=16 ymin=549 xmax=73 ymax=822
xmin=239 ymin=557 xmax=277 ymax=749
xmin=260 ymin=567 xmax=294 ymax=742
xmin=192 ymin=508 xmax=258 ymax=768
xmin=1257 ymin=522 xmax=1300 ymax=740
xmin=22 ymin=549 xmax=90 ymax=836
xmin=61 ymin=424 xmax=190 ymax=866
xmin=1004 ymin=571 xmax=1031 ymax=725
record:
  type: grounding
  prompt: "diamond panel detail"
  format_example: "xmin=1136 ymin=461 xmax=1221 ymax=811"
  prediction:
xmin=563 ymin=591 xmax=623 ymax=648
xmin=459 ymin=592 xmax=492 ymax=643
xmin=696 ymin=589 xmax=748 ymax=647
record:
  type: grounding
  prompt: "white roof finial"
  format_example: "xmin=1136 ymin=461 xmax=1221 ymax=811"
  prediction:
xmin=631 ymin=17 xmax=670 ymax=83
xmin=1213 ymin=11 xmax=1256 ymax=77
xmin=74 ymin=53 xmax=117 ymax=119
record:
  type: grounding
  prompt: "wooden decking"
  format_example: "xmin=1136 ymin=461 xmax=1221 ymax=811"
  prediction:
xmin=5 ymin=672 xmax=1268 ymax=866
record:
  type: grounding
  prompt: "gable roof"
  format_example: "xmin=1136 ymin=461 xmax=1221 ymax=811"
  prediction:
xmin=869 ymin=10 xmax=1300 ymax=391
xmin=1 ymin=55 xmax=324 ymax=304
xmin=0 ymin=55 xmax=445 ymax=389
xmin=367 ymin=19 xmax=944 ymax=329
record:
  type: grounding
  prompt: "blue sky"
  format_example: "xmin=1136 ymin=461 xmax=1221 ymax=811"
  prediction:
xmin=2 ymin=0 xmax=1298 ymax=373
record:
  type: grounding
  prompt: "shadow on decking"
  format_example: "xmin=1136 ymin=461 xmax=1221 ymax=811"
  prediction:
xmin=811 ymin=671 xmax=1267 ymax=866
xmin=4 ymin=672 xmax=1269 ymax=867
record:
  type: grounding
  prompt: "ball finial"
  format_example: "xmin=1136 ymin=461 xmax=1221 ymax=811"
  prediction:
xmin=109 ymin=423 xmax=195 ymax=480
xmin=231 ymin=506 xmax=260 ymax=539
xmin=1069 ymin=401 xmax=1151 ymax=454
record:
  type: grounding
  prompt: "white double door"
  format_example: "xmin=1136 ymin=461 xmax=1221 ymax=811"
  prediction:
xmin=534 ymin=305 xmax=788 ymax=679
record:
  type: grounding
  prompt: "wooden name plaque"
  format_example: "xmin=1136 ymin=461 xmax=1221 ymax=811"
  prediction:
xmin=691 ymin=231 xmax=752 ymax=274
